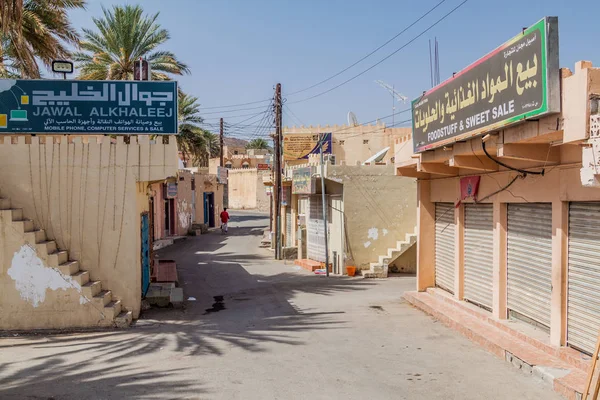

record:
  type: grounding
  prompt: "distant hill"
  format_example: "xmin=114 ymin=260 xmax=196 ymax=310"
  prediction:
xmin=224 ymin=137 xmax=248 ymax=148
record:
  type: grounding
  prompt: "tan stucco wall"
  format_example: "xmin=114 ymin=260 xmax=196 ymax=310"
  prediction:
xmin=0 ymin=136 xmax=178 ymax=322
xmin=227 ymin=168 xmax=269 ymax=211
xmin=0 ymin=209 xmax=113 ymax=329
xmin=328 ymin=164 xmax=417 ymax=269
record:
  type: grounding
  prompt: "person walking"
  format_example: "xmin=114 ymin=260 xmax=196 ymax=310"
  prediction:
xmin=220 ymin=208 xmax=230 ymax=234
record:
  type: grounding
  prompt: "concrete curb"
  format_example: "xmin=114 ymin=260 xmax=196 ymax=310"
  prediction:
xmin=403 ymin=290 xmax=587 ymax=400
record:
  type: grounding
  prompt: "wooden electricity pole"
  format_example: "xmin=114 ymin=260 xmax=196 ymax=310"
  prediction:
xmin=274 ymin=83 xmax=283 ymax=260
xmin=219 ymin=117 xmax=224 ymax=167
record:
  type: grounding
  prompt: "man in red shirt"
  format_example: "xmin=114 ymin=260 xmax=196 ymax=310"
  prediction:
xmin=220 ymin=208 xmax=230 ymax=233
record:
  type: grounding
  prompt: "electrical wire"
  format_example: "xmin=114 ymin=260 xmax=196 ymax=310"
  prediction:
xmin=193 ymin=0 xmax=461 ymax=111
xmin=482 ymin=139 xmax=544 ymax=176
xmin=285 ymin=0 xmax=448 ymax=96
xmin=287 ymin=0 xmax=469 ymax=105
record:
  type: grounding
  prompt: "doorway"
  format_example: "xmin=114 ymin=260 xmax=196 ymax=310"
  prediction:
xmin=164 ymin=198 xmax=175 ymax=236
xmin=204 ymin=192 xmax=215 ymax=228
xmin=141 ymin=212 xmax=151 ymax=297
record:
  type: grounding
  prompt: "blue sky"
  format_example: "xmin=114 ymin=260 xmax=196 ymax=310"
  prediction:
xmin=69 ymin=0 xmax=600 ymax=137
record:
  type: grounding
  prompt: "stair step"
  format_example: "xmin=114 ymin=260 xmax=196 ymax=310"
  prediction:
xmin=10 ymin=209 xmax=23 ymax=221
xmin=94 ymin=290 xmax=112 ymax=306
xmin=48 ymin=250 xmax=68 ymax=267
xmin=0 ymin=198 xmax=10 ymax=210
xmin=82 ymin=281 xmax=102 ymax=297
xmin=37 ymin=240 xmax=57 ymax=255
xmin=24 ymin=229 xmax=46 ymax=245
xmin=105 ymin=300 xmax=122 ymax=320
xmin=114 ymin=311 xmax=133 ymax=328
xmin=71 ymin=270 xmax=89 ymax=286
xmin=361 ymin=270 xmax=386 ymax=278
xmin=13 ymin=219 xmax=34 ymax=233
xmin=57 ymin=260 xmax=80 ymax=276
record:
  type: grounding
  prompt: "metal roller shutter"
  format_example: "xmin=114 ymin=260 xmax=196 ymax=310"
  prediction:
xmin=435 ymin=203 xmax=455 ymax=293
xmin=567 ymin=202 xmax=600 ymax=355
xmin=307 ymin=196 xmax=326 ymax=262
xmin=507 ymin=203 xmax=552 ymax=329
xmin=464 ymin=203 xmax=494 ymax=309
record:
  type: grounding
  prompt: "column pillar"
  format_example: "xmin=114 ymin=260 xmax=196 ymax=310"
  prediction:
xmin=454 ymin=204 xmax=465 ymax=299
xmin=492 ymin=202 xmax=508 ymax=320
xmin=417 ymin=179 xmax=435 ymax=291
xmin=551 ymin=200 xmax=568 ymax=346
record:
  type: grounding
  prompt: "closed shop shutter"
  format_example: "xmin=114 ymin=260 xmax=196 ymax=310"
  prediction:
xmin=286 ymin=206 xmax=293 ymax=247
xmin=567 ymin=202 xmax=600 ymax=355
xmin=507 ymin=203 xmax=552 ymax=329
xmin=435 ymin=202 xmax=455 ymax=293
xmin=307 ymin=196 xmax=326 ymax=262
xmin=464 ymin=203 xmax=494 ymax=309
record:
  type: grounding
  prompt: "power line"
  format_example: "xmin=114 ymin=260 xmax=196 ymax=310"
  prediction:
xmin=192 ymin=1 xmax=452 ymax=111
xmin=285 ymin=0 xmax=448 ymax=97
xmin=288 ymin=0 xmax=469 ymax=105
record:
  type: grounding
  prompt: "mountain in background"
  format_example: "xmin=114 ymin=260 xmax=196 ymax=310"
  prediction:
xmin=224 ymin=137 xmax=249 ymax=148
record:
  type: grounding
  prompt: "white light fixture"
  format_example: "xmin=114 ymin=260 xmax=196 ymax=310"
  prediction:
xmin=51 ymin=60 xmax=73 ymax=79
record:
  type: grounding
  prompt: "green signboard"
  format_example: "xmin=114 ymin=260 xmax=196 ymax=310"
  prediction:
xmin=412 ymin=17 xmax=560 ymax=153
xmin=0 ymin=79 xmax=178 ymax=134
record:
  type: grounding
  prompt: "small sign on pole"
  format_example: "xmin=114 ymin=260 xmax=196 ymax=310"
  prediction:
xmin=134 ymin=58 xmax=151 ymax=81
xmin=166 ymin=183 xmax=178 ymax=199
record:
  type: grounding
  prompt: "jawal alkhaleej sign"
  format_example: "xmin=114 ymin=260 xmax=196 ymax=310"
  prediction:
xmin=283 ymin=132 xmax=332 ymax=161
xmin=412 ymin=17 xmax=560 ymax=153
xmin=292 ymin=167 xmax=315 ymax=194
xmin=0 ymin=79 xmax=178 ymax=134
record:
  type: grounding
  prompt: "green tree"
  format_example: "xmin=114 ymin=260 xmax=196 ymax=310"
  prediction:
xmin=178 ymin=92 xmax=219 ymax=167
xmin=73 ymin=4 xmax=189 ymax=81
xmin=245 ymin=138 xmax=271 ymax=152
xmin=0 ymin=0 xmax=85 ymax=78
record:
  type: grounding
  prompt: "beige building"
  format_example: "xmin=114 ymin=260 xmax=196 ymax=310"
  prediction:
xmin=278 ymin=130 xmax=417 ymax=277
xmin=209 ymin=149 xmax=271 ymax=171
xmin=397 ymin=61 xmax=600 ymax=359
xmin=283 ymin=124 xmax=410 ymax=166
xmin=0 ymin=135 xmax=178 ymax=330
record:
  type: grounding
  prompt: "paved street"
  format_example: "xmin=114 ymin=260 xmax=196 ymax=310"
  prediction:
xmin=0 ymin=211 xmax=561 ymax=400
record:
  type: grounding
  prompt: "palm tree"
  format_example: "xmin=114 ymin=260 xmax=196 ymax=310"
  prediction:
xmin=73 ymin=4 xmax=188 ymax=81
xmin=0 ymin=0 xmax=86 ymax=78
xmin=178 ymin=93 xmax=219 ymax=167
xmin=246 ymin=138 xmax=271 ymax=152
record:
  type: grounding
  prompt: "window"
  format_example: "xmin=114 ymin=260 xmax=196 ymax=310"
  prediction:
xmin=363 ymin=139 xmax=369 ymax=144
xmin=242 ymin=162 xmax=250 ymax=169
xmin=339 ymin=140 xmax=345 ymax=145
xmin=225 ymin=162 xmax=232 ymax=169
xmin=191 ymin=178 xmax=196 ymax=191
xmin=179 ymin=176 xmax=185 ymax=182
xmin=234 ymin=150 xmax=239 ymax=155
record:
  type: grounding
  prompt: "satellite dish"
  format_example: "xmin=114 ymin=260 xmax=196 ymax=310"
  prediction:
xmin=347 ymin=111 xmax=359 ymax=126
xmin=363 ymin=147 xmax=390 ymax=165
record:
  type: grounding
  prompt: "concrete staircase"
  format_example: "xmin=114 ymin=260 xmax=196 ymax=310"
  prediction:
xmin=361 ymin=232 xmax=417 ymax=278
xmin=0 ymin=196 xmax=132 ymax=328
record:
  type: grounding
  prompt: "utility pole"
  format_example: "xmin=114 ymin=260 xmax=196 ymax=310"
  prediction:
xmin=219 ymin=118 xmax=224 ymax=167
xmin=320 ymin=134 xmax=330 ymax=277
xmin=274 ymin=83 xmax=283 ymax=260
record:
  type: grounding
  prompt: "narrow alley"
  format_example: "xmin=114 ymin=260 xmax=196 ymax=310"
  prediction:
xmin=0 ymin=211 xmax=561 ymax=400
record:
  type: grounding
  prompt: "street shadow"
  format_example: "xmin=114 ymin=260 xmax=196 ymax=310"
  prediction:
xmin=0 ymin=354 xmax=204 ymax=399
xmin=0 ymin=214 xmax=378 ymax=398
